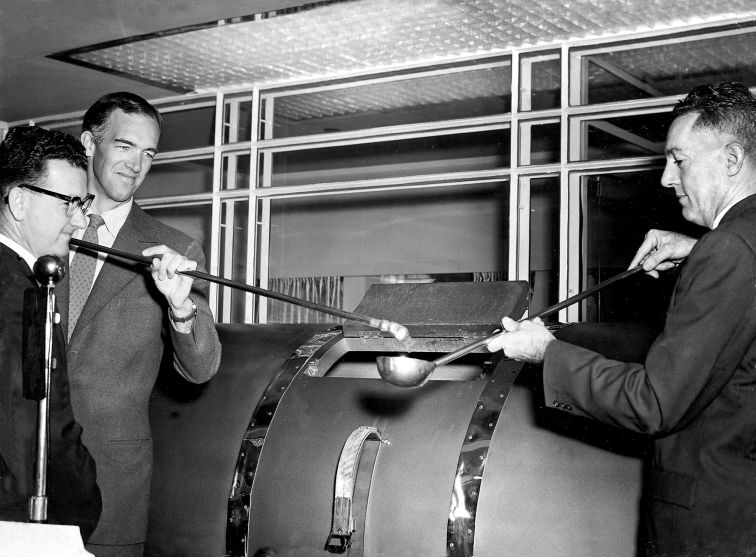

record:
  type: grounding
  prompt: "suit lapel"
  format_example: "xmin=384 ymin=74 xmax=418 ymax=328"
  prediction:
xmin=68 ymin=205 xmax=163 ymax=342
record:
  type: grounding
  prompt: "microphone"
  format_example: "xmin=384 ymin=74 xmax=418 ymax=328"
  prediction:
xmin=33 ymin=255 xmax=66 ymax=284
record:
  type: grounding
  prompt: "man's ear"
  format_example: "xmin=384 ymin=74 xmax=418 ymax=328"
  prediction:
xmin=725 ymin=141 xmax=745 ymax=177
xmin=81 ymin=130 xmax=96 ymax=157
xmin=5 ymin=187 xmax=26 ymax=221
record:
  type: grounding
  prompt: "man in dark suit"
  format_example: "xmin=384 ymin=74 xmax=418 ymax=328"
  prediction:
xmin=0 ymin=126 xmax=101 ymax=539
xmin=64 ymin=92 xmax=222 ymax=557
xmin=488 ymin=81 xmax=756 ymax=556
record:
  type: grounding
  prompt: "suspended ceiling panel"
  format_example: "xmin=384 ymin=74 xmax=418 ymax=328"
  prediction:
xmin=52 ymin=0 xmax=756 ymax=96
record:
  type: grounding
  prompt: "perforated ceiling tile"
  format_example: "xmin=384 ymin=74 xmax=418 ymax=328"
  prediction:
xmin=53 ymin=0 xmax=756 ymax=119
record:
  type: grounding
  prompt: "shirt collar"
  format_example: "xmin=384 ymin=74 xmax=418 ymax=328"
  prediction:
xmin=97 ymin=198 xmax=133 ymax=238
xmin=712 ymin=198 xmax=742 ymax=229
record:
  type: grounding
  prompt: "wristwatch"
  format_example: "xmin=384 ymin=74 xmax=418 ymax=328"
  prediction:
xmin=170 ymin=299 xmax=197 ymax=323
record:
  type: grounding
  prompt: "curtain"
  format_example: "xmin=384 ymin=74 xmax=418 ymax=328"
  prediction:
xmin=267 ymin=276 xmax=344 ymax=323
xmin=473 ymin=271 xmax=507 ymax=281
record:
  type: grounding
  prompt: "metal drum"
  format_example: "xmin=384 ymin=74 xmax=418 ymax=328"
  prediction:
xmin=146 ymin=284 xmax=647 ymax=557
xmin=146 ymin=323 xmax=327 ymax=556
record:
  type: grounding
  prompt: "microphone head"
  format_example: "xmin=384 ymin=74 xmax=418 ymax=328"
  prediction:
xmin=33 ymin=255 xmax=66 ymax=284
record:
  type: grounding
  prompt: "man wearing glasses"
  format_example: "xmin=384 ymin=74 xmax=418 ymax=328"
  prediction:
xmin=0 ymin=126 xmax=101 ymax=539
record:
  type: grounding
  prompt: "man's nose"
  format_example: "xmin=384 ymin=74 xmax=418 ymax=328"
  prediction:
xmin=660 ymin=162 xmax=676 ymax=189
xmin=125 ymin=154 xmax=142 ymax=173
xmin=70 ymin=209 xmax=88 ymax=229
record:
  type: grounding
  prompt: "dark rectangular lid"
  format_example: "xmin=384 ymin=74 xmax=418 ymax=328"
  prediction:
xmin=343 ymin=281 xmax=530 ymax=338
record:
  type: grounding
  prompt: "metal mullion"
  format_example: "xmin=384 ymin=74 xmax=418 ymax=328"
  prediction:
xmin=245 ymin=88 xmax=262 ymax=323
xmin=252 ymin=178 xmax=513 ymax=206
xmin=570 ymin=103 xmax=677 ymax=122
xmin=152 ymin=147 xmax=215 ymax=163
xmin=137 ymin=193 xmax=214 ymax=209
xmin=517 ymin=164 xmax=563 ymax=176
xmin=256 ymin=197 xmax=271 ymax=324
xmin=516 ymin=176 xmax=531 ymax=288
xmin=256 ymin=52 xmax=514 ymax=96
xmin=10 ymin=93 xmax=217 ymax=131
xmin=562 ymin=42 xmax=575 ymax=322
xmin=153 ymin=97 xmax=217 ymax=113
xmin=217 ymin=140 xmax=253 ymax=153
xmin=219 ymin=96 xmax=240 ymax=322
xmin=566 ymin=171 xmax=584 ymax=322
xmin=249 ymin=168 xmax=512 ymax=198
xmin=256 ymin=115 xmax=512 ymax=152
xmin=226 ymin=98 xmax=240 ymax=144
xmin=509 ymin=49 xmax=522 ymax=283
xmin=221 ymin=202 xmax=236 ymax=321
xmin=519 ymin=52 xmax=533 ymax=113
xmin=15 ymin=112 xmax=84 ymax=128
xmin=208 ymin=91 xmax=224 ymax=320
xmin=262 ymin=57 xmax=513 ymax=100
xmin=256 ymin=91 xmax=275 ymax=324
xmin=584 ymin=83 xmax=670 ymax=114
xmin=517 ymin=108 xmax=561 ymax=121
xmin=572 ymin=17 xmax=756 ymax=57
xmin=567 ymin=96 xmax=681 ymax=117
xmin=565 ymin=155 xmax=664 ymax=173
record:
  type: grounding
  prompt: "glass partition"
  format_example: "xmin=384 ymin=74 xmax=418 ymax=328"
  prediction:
xmin=578 ymin=169 xmax=705 ymax=324
xmin=528 ymin=176 xmax=560 ymax=318
xmin=263 ymin=63 xmax=512 ymax=139
xmin=142 ymin=203 xmax=213 ymax=268
xmin=520 ymin=50 xmax=560 ymax=111
xmin=263 ymin=181 xmax=510 ymax=321
xmin=217 ymin=199 xmax=250 ymax=323
xmin=578 ymin=27 xmax=756 ymax=105
xmin=223 ymin=95 xmax=253 ymax=143
xmin=520 ymin=121 xmax=560 ymax=165
xmin=264 ymin=128 xmax=510 ymax=187
xmin=575 ymin=111 xmax=668 ymax=161
xmin=137 ymin=158 xmax=214 ymax=198
xmin=222 ymin=152 xmax=251 ymax=190
xmin=158 ymin=106 xmax=216 ymax=151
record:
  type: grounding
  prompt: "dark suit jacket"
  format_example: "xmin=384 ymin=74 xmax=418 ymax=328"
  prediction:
xmin=0 ymin=244 xmax=101 ymax=539
xmin=65 ymin=205 xmax=221 ymax=545
xmin=543 ymin=194 xmax=756 ymax=556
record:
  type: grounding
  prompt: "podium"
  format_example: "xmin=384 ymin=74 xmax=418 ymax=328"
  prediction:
xmin=0 ymin=521 xmax=92 ymax=556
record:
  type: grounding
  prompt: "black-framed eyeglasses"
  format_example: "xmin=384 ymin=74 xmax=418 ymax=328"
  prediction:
xmin=17 ymin=183 xmax=95 ymax=218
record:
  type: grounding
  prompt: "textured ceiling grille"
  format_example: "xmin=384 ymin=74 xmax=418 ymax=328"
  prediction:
xmin=56 ymin=0 xmax=756 ymax=94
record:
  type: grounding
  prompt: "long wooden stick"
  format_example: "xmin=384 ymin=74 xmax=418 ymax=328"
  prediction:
xmin=70 ymin=237 xmax=409 ymax=340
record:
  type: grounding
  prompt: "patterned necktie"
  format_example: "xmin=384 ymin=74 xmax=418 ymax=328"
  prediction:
xmin=68 ymin=214 xmax=105 ymax=340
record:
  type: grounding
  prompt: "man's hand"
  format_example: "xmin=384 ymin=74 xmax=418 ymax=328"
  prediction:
xmin=142 ymin=245 xmax=196 ymax=315
xmin=629 ymin=229 xmax=697 ymax=278
xmin=486 ymin=316 xmax=555 ymax=363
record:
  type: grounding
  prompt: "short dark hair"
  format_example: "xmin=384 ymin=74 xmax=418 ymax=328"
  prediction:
xmin=672 ymin=81 xmax=756 ymax=156
xmin=0 ymin=126 xmax=87 ymax=198
xmin=82 ymin=91 xmax=162 ymax=143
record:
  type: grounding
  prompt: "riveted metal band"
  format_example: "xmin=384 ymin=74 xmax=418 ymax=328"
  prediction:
xmin=446 ymin=360 xmax=525 ymax=557
xmin=226 ymin=328 xmax=343 ymax=556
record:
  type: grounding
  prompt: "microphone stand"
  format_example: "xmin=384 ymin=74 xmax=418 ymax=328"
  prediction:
xmin=28 ymin=256 xmax=65 ymax=523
